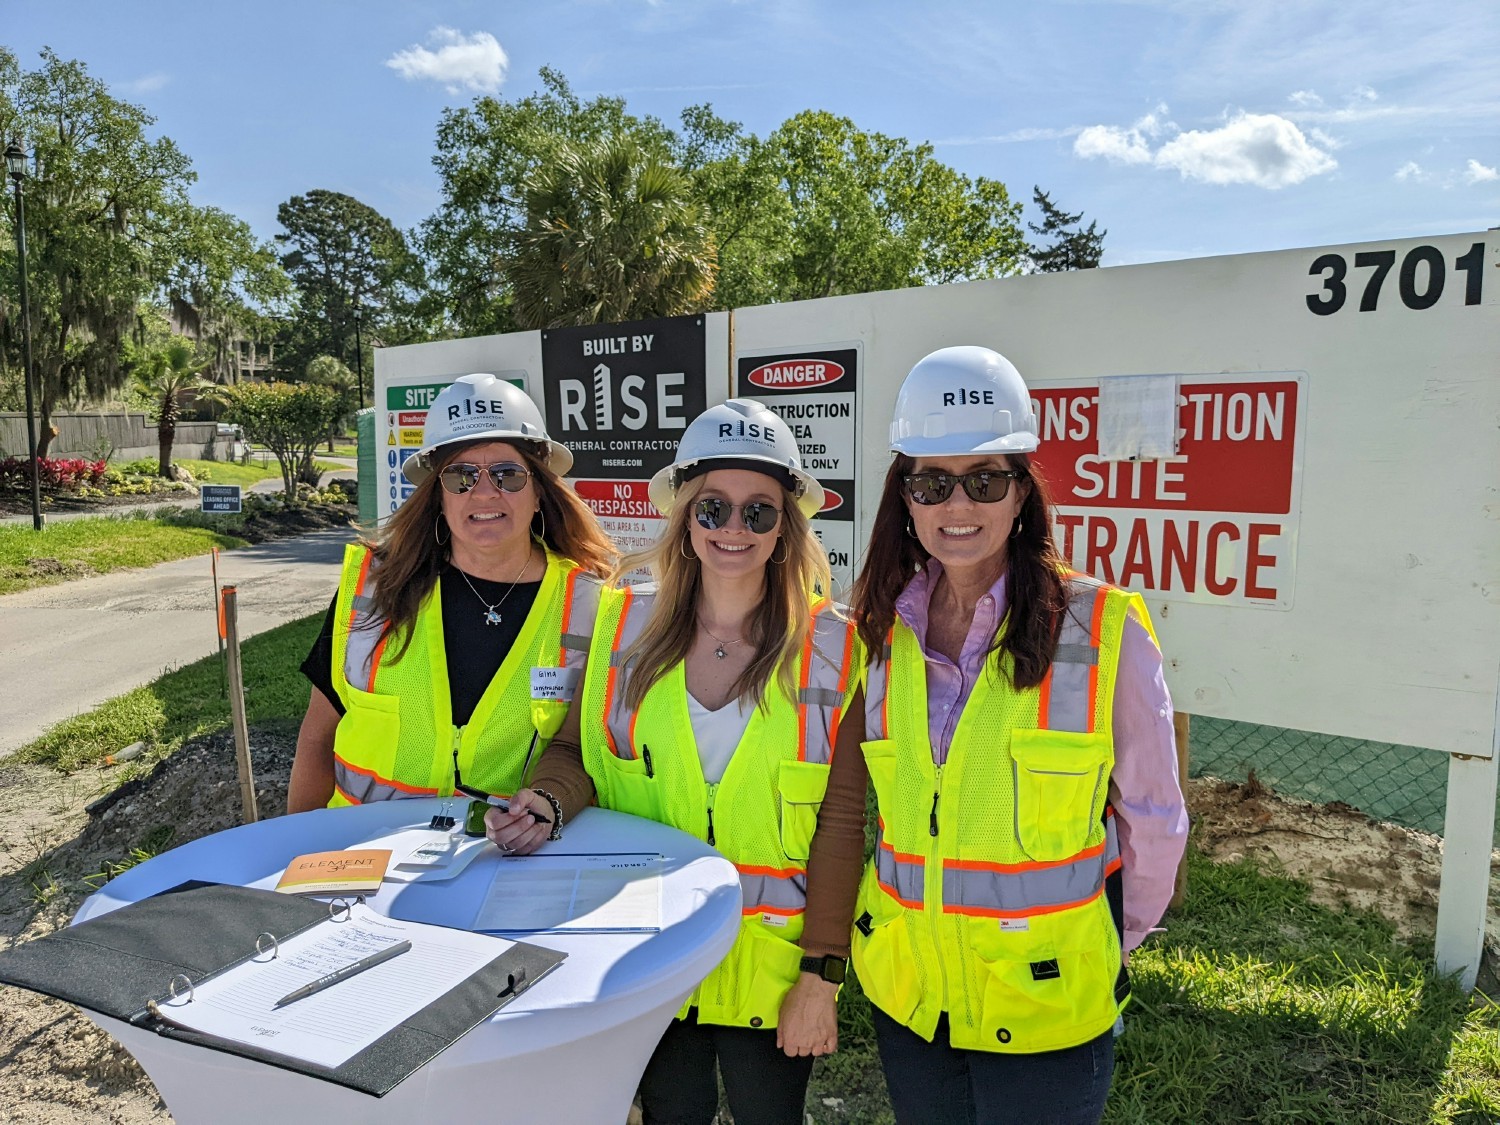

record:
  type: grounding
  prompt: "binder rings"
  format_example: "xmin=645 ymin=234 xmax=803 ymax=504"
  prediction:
xmin=0 ymin=881 xmax=566 ymax=1097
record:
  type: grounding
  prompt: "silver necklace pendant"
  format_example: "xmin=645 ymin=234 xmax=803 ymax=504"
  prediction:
xmin=714 ymin=645 xmax=727 ymax=659
xmin=484 ymin=608 xmax=503 ymax=626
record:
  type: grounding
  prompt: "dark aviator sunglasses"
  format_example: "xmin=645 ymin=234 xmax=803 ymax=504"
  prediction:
xmin=903 ymin=468 xmax=1024 ymax=506
xmin=694 ymin=497 xmax=782 ymax=535
xmin=438 ymin=461 xmax=532 ymax=495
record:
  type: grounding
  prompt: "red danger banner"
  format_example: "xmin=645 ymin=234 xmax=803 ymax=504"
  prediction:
xmin=1029 ymin=374 xmax=1305 ymax=609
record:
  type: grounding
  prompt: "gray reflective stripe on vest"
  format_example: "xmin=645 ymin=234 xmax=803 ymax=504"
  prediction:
xmin=331 ymin=760 xmax=436 ymax=804
xmin=560 ymin=576 xmax=601 ymax=664
xmin=799 ymin=686 xmax=843 ymax=708
xmin=1041 ymin=583 xmax=1106 ymax=733
xmin=942 ymin=816 xmax=1120 ymax=916
xmin=343 ymin=556 xmax=389 ymax=692
xmin=865 ymin=656 xmax=890 ymax=742
xmin=740 ymin=868 xmax=808 ymax=913
xmin=873 ymin=823 xmax=926 ymax=905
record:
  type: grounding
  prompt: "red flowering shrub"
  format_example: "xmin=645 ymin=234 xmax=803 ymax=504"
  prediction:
xmin=0 ymin=456 xmax=109 ymax=492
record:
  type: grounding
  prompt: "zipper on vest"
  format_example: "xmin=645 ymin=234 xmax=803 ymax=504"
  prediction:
xmin=706 ymin=782 xmax=719 ymax=847
xmin=929 ymin=763 xmax=946 ymax=837
xmin=642 ymin=745 xmax=655 ymax=778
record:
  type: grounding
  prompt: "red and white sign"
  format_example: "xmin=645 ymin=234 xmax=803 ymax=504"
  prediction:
xmin=743 ymin=358 xmax=848 ymax=391
xmin=572 ymin=478 xmax=663 ymax=556
xmin=1029 ymin=373 xmax=1305 ymax=609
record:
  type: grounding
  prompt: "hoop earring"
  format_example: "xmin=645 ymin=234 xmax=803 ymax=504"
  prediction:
xmin=532 ymin=506 xmax=546 ymax=544
xmin=1011 ymin=514 xmax=1024 ymax=540
xmin=434 ymin=514 xmax=450 ymax=546
xmin=905 ymin=517 xmax=919 ymax=540
xmin=680 ymin=535 xmax=697 ymax=561
xmin=770 ymin=537 xmax=788 ymax=565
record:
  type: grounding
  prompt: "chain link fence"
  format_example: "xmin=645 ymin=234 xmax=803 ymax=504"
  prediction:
xmin=1186 ymin=716 xmax=1499 ymax=847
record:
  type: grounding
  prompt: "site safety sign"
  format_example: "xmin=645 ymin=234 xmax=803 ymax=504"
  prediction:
xmin=1029 ymin=373 xmax=1306 ymax=610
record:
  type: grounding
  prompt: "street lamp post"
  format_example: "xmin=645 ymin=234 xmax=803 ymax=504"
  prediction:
xmin=5 ymin=139 xmax=43 ymax=532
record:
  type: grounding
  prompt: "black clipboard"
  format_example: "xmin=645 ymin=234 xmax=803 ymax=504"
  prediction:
xmin=0 ymin=881 xmax=565 ymax=1097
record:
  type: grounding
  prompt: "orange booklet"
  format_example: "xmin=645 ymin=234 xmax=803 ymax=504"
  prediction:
xmin=274 ymin=849 xmax=392 ymax=896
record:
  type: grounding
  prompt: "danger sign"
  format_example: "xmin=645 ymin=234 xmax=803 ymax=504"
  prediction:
xmin=1030 ymin=373 xmax=1305 ymax=609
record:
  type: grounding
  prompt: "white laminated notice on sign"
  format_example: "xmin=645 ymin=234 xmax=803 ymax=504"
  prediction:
xmin=531 ymin=665 xmax=582 ymax=701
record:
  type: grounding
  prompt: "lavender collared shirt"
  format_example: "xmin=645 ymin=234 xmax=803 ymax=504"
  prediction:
xmin=894 ymin=561 xmax=1188 ymax=952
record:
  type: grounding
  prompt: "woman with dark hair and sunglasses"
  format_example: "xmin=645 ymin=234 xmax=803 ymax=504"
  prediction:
xmin=846 ymin=347 xmax=1187 ymax=1125
xmin=286 ymin=373 xmax=614 ymax=818
xmin=490 ymin=399 xmax=868 ymax=1125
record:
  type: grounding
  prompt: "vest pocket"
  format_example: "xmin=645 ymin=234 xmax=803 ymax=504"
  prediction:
xmin=727 ymin=924 xmax=805 ymax=1028
xmin=851 ymin=867 xmax=923 ymax=1025
xmin=961 ymin=907 xmax=1119 ymax=1053
xmin=777 ymin=760 xmax=831 ymax=862
xmin=595 ymin=751 xmax=661 ymax=820
xmin=331 ymin=686 xmax=401 ymax=802
xmin=1008 ymin=729 xmax=1111 ymax=862
xmin=860 ymin=739 xmax=899 ymax=821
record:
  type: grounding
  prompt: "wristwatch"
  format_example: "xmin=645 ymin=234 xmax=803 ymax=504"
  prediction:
xmin=799 ymin=954 xmax=847 ymax=984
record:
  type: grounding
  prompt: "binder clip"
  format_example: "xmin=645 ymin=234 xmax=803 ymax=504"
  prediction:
xmin=429 ymin=813 xmax=457 ymax=831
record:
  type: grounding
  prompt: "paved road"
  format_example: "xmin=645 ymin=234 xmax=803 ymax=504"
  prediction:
xmin=0 ymin=527 xmax=355 ymax=757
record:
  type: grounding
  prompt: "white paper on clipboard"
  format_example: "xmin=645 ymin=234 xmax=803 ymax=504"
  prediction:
xmin=472 ymin=852 xmax=663 ymax=934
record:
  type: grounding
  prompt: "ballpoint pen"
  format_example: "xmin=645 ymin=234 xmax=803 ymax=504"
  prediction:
xmin=272 ymin=939 xmax=413 ymax=1009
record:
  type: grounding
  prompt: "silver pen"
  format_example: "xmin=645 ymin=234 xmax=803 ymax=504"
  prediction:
xmin=272 ymin=939 xmax=413 ymax=1009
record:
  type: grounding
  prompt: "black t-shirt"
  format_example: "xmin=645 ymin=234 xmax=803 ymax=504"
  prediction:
xmin=300 ymin=565 xmax=544 ymax=728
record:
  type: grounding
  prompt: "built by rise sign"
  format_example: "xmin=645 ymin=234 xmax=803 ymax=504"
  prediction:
xmin=1030 ymin=372 xmax=1305 ymax=609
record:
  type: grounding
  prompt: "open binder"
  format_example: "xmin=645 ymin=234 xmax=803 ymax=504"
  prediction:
xmin=0 ymin=881 xmax=566 ymax=1097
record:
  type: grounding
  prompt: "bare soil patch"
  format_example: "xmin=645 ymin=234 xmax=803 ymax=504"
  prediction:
xmin=0 ymin=755 xmax=1493 ymax=1122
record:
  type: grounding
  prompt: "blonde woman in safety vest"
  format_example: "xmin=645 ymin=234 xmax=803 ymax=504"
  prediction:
xmin=491 ymin=399 xmax=867 ymax=1125
xmin=286 ymin=374 xmax=613 ymax=819
xmin=846 ymin=348 xmax=1188 ymax=1125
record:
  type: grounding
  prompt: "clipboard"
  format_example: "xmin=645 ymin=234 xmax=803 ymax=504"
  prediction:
xmin=0 ymin=881 xmax=566 ymax=1097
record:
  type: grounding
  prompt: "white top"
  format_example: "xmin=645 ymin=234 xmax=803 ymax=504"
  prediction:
xmin=686 ymin=692 xmax=753 ymax=783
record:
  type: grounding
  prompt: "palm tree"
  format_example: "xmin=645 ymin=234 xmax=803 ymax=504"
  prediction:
xmin=132 ymin=338 xmax=212 ymax=477
xmin=504 ymin=134 xmax=718 ymax=330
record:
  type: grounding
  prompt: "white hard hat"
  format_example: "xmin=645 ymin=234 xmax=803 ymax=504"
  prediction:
xmin=647 ymin=398 xmax=825 ymax=516
xmin=888 ymin=346 xmax=1039 ymax=456
xmin=403 ymin=374 xmax=572 ymax=484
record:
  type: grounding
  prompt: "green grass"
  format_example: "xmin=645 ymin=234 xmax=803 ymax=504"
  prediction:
xmin=177 ymin=459 xmax=346 ymax=488
xmin=805 ymin=846 xmax=1500 ymax=1124
xmin=0 ymin=514 xmax=246 ymax=595
xmin=13 ymin=612 xmax=322 ymax=772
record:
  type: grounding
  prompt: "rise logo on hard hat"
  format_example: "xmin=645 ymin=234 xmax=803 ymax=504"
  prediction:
xmin=647 ymin=397 xmax=826 ymax=517
xmin=403 ymin=373 xmax=572 ymax=485
xmin=889 ymin=346 xmax=1039 ymax=457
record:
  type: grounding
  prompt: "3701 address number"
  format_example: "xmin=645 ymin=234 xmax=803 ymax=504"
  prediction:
xmin=1306 ymin=242 xmax=1484 ymax=315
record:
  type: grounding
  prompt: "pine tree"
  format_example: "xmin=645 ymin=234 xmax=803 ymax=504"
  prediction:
xmin=1027 ymin=187 xmax=1106 ymax=272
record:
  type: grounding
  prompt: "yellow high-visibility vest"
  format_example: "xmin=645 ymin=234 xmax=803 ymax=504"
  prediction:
xmin=580 ymin=584 xmax=862 ymax=1027
xmin=855 ymin=573 xmax=1154 ymax=1053
xmin=328 ymin=544 xmax=598 ymax=806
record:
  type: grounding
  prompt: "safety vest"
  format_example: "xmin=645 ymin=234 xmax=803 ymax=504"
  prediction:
xmin=328 ymin=544 xmax=600 ymax=807
xmin=579 ymin=584 xmax=862 ymax=1028
xmin=854 ymin=572 xmax=1153 ymax=1054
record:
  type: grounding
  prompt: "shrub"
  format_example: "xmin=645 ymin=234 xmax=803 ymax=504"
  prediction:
xmin=0 ymin=456 xmax=109 ymax=493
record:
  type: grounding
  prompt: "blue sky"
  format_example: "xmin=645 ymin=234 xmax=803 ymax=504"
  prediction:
xmin=10 ymin=0 xmax=1499 ymax=267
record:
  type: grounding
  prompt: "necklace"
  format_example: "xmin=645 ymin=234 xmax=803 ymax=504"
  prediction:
xmin=698 ymin=618 xmax=743 ymax=660
xmin=454 ymin=549 xmax=532 ymax=626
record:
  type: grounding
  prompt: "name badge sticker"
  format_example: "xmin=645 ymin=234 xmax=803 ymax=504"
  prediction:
xmin=531 ymin=665 xmax=582 ymax=701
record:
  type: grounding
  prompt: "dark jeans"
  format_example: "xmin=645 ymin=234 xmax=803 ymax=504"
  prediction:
xmin=873 ymin=1007 xmax=1114 ymax=1125
xmin=638 ymin=1009 xmax=816 ymax=1125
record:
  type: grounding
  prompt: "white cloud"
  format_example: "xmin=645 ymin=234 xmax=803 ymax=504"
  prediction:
xmin=1072 ymin=108 xmax=1169 ymax=166
xmin=1288 ymin=90 xmax=1323 ymax=108
xmin=118 ymin=72 xmax=169 ymax=95
xmin=1395 ymin=161 xmax=1425 ymax=181
xmin=1463 ymin=159 xmax=1498 ymax=184
xmin=385 ymin=28 xmax=508 ymax=95
xmin=1156 ymin=113 xmax=1337 ymax=188
xmin=1350 ymin=85 xmax=1379 ymax=103
xmin=1075 ymin=109 xmax=1337 ymax=189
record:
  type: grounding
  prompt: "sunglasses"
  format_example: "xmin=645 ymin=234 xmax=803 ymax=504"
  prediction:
xmin=438 ymin=461 xmax=532 ymax=495
xmin=694 ymin=497 xmax=782 ymax=535
xmin=903 ymin=469 xmax=1024 ymax=506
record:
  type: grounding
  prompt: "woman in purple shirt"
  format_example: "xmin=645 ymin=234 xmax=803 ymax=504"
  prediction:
xmin=846 ymin=346 xmax=1188 ymax=1125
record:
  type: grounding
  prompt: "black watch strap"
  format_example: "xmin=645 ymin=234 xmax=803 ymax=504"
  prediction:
xmin=799 ymin=954 xmax=847 ymax=984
